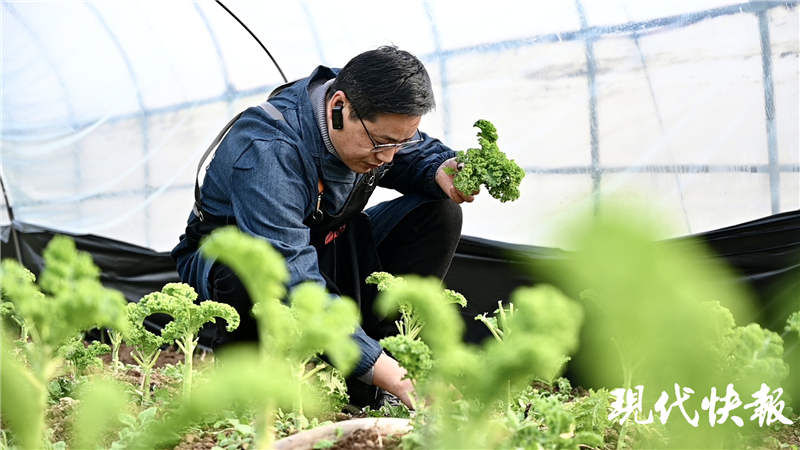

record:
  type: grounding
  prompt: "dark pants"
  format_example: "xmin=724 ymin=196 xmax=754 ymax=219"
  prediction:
xmin=205 ymin=197 xmax=463 ymax=347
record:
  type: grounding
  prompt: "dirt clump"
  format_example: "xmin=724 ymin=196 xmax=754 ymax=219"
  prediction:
xmin=330 ymin=427 xmax=403 ymax=450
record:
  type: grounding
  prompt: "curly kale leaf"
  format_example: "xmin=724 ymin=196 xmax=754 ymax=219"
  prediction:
xmin=380 ymin=334 xmax=433 ymax=382
xmin=365 ymin=271 xmax=404 ymax=292
xmin=443 ymin=289 xmax=467 ymax=308
xmin=288 ymin=282 xmax=360 ymax=375
xmin=143 ymin=283 xmax=240 ymax=344
xmin=0 ymin=237 xmax=128 ymax=355
xmin=452 ymin=120 xmax=525 ymax=203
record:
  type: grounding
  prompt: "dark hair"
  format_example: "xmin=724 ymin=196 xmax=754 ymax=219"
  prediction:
xmin=328 ymin=46 xmax=435 ymax=121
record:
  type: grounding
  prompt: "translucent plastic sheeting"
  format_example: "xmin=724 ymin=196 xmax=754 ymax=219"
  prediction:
xmin=1 ymin=0 xmax=798 ymax=252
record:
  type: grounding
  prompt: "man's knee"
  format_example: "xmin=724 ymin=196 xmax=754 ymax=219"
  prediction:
xmin=415 ymin=198 xmax=463 ymax=237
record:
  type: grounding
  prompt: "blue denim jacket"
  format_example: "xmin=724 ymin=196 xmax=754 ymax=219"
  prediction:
xmin=173 ymin=66 xmax=456 ymax=376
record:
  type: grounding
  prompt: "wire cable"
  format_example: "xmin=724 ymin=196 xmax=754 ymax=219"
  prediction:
xmin=213 ymin=0 xmax=288 ymax=83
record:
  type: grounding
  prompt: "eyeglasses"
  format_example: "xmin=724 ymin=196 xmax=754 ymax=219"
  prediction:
xmin=350 ymin=103 xmax=424 ymax=153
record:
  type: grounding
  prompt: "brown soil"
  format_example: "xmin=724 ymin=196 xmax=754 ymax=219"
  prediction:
xmin=46 ymin=397 xmax=78 ymax=444
xmin=769 ymin=417 xmax=800 ymax=448
xmin=530 ymin=379 xmax=589 ymax=401
xmin=173 ymin=431 xmax=218 ymax=450
xmin=330 ymin=427 xmax=403 ymax=450
xmin=99 ymin=343 xmax=187 ymax=368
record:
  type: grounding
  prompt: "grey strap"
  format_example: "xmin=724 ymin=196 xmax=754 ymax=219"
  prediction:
xmin=192 ymin=102 xmax=285 ymax=221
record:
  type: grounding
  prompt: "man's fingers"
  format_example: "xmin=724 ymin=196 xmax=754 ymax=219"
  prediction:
xmin=450 ymin=186 xmax=473 ymax=203
xmin=449 ymin=187 xmax=464 ymax=204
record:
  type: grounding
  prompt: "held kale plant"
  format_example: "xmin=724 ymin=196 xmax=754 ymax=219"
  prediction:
xmin=444 ymin=119 xmax=525 ymax=202
xmin=0 ymin=236 xmax=128 ymax=449
xmin=138 ymin=283 xmax=240 ymax=397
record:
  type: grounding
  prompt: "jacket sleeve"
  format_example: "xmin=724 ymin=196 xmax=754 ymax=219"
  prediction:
xmin=229 ymin=139 xmax=381 ymax=377
xmin=378 ymin=131 xmax=457 ymax=198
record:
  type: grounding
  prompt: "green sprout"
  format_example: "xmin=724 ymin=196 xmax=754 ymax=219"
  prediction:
xmin=444 ymin=119 xmax=525 ymax=202
xmin=475 ymin=300 xmax=516 ymax=342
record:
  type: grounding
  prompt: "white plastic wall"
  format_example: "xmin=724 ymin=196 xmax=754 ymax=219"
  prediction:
xmin=1 ymin=1 xmax=798 ymax=251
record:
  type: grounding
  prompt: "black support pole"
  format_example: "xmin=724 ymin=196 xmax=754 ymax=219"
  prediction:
xmin=0 ymin=172 xmax=23 ymax=262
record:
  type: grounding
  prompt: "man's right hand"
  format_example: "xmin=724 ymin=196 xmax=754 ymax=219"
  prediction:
xmin=371 ymin=352 xmax=416 ymax=409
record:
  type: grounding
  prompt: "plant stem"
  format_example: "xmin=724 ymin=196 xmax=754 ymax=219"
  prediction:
xmin=257 ymin=402 xmax=275 ymax=450
xmin=108 ymin=329 xmax=123 ymax=374
xmin=300 ymin=361 xmax=327 ymax=382
xmin=179 ymin=335 xmax=197 ymax=398
xmin=134 ymin=349 xmax=161 ymax=403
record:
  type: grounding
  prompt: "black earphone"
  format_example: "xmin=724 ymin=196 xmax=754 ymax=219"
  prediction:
xmin=332 ymin=103 xmax=344 ymax=129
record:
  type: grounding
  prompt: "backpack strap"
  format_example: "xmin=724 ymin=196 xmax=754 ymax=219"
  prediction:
xmin=192 ymin=102 xmax=287 ymax=222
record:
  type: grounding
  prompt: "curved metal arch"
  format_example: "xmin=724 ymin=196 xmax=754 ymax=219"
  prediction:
xmin=422 ymin=0 xmax=452 ymax=142
xmin=193 ymin=1 xmax=233 ymax=100
xmin=84 ymin=2 xmax=145 ymax=112
xmin=573 ymin=0 xmax=601 ymax=212
xmin=2 ymin=2 xmax=85 ymax=221
xmin=2 ymin=2 xmax=79 ymax=130
xmin=84 ymin=1 xmax=152 ymax=245
xmin=299 ymin=0 xmax=328 ymax=65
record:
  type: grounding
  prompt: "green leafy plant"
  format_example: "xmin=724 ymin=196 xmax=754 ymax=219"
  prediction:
xmin=374 ymin=276 xmax=584 ymax=449
xmin=0 ymin=236 xmax=129 ymax=449
xmin=123 ymin=300 xmax=166 ymax=403
xmin=130 ymin=347 xmax=312 ymax=450
xmin=200 ymin=226 xmax=364 ymax=445
xmin=71 ymin=377 xmax=131 ymax=449
xmin=58 ymin=337 xmax=111 ymax=376
xmin=366 ymin=272 xmax=467 ymax=384
xmin=137 ymin=283 xmax=240 ymax=397
xmin=443 ymin=119 xmax=525 ymax=202
xmin=0 ymin=266 xmax=34 ymax=342
xmin=475 ymin=301 xmax=515 ymax=342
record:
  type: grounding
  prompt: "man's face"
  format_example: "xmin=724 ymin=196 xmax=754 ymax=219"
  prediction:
xmin=328 ymin=91 xmax=422 ymax=174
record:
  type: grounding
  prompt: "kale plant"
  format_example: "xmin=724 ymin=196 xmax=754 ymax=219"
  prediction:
xmin=200 ymin=227 xmax=363 ymax=442
xmin=374 ymin=276 xmax=584 ymax=449
xmin=138 ymin=283 xmax=240 ymax=397
xmin=124 ymin=300 xmax=166 ymax=403
xmin=445 ymin=119 xmax=525 ymax=202
xmin=58 ymin=337 xmax=111 ymax=376
xmin=366 ymin=272 xmax=467 ymax=384
xmin=0 ymin=236 xmax=128 ymax=449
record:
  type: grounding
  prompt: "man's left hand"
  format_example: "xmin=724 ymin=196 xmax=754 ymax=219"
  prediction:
xmin=436 ymin=157 xmax=479 ymax=204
